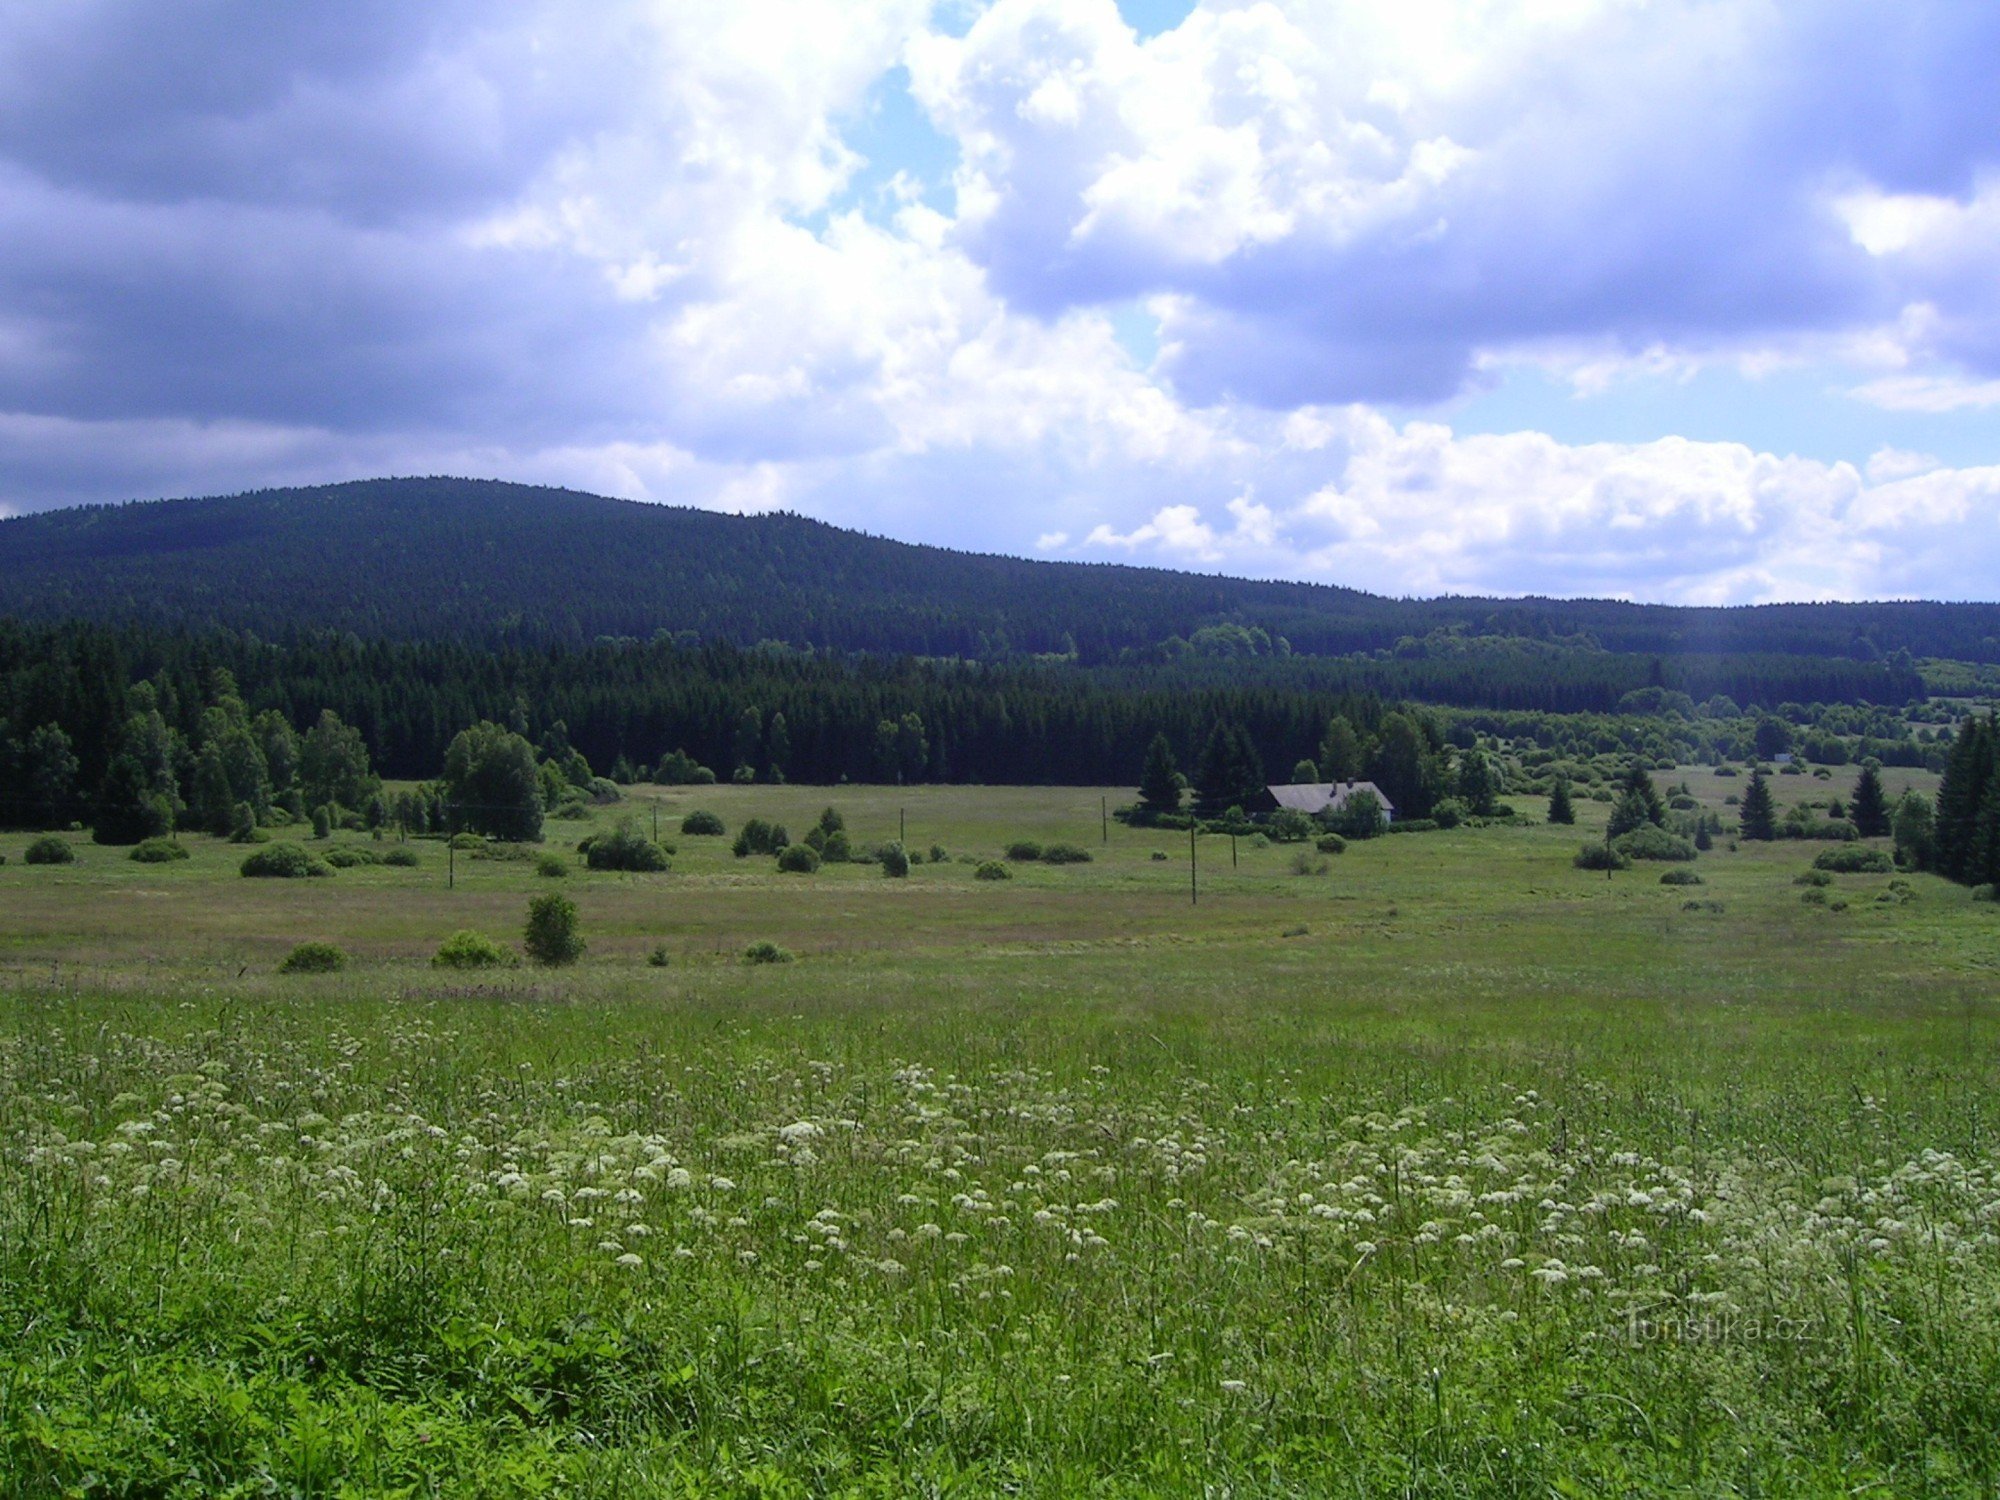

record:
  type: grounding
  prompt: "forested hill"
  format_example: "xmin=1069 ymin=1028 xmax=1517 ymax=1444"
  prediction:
xmin=3 ymin=476 xmax=1999 ymax=662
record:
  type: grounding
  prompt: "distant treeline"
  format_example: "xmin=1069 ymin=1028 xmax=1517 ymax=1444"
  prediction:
xmin=0 ymin=619 xmax=1936 ymax=805
xmin=3 ymin=477 xmax=1998 ymax=663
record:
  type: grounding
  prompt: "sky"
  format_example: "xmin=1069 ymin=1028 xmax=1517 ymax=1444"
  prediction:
xmin=0 ymin=0 xmax=1997 ymax=605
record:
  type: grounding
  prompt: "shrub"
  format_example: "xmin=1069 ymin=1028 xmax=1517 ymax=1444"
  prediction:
xmin=777 ymin=844 xmax=821 ymax=874
xmin=228 ymin=802 xmax=260 ymax=844
xmin=524 ymin=892 xmax=584 ymax=967
xmin=879 ymin=841 xmax=910 ymax=877
xmin=1385 ymin=819 xmax=1439 ymax=835
xmin=581 ymin=822 xmax=671 ymax=873
xmin=1801 ymin=888 xmax=1828 ymax=906
xmin=1315 ymin=833 xmax=1347 ymax=855
xmin=733 ymin=818 xmax=789 ymax=857
xmin=1614 ymin=826 xmax=1698 ymax=862
xmin=311 ymin=806 xmax=332 ymax=839
xmin=24 ymin=836 xmax=75 ymax=865
xmin=822 ymin=830 xmax=853 ymax=863
xmin=1795 ymin=870 xmax=1833 ymax=887
xmin=1814 ymin=846 xmax=1893 ymax=874
xmin=535 ymin=852 xmax=569 ymax=878
xmin=432 ymin=929 xmax=518 ymax=969
xmin=974 ymin=860 xmax=1011 ymax=880
xmin=745 ymin=940 xmax=794 ymax=965
xmin=647 ymin=943 xmax=672 ymax=968
xmin=1574 ymin=843 xmax=1631 ymax=872
xmin=1659 ymin=869 xmax=1704 ymax=886
xmin=240 ymin=843 xmax=333 ymax=879
xmin=928 ymin=844 xmax=947 ymax=864
xmin=129 ymin=837 xmax=189 ymax=864
xmin=278 ymin=941 xmax=346 ymax=975
xmin=450 ymin=832 xmax=487 ymax=852
xmin=1005 ymin=841 xmax=1043 ymax=862
xmin=1041 ymin=843 xmax=1093 ymax=864
xmin=321 ymin=845 xmax=381 ymax=868
xmin=1429 ymin=797 xmax=1467 ymax=830
xmin=1151 ymin=850 xmax=1169 ymax=861
xmin=381 ymin=846 xmax=420 ymax=868
xmin=1289 ymin=851 xmax=1330 ymax=876
xmin=681 ymin=810 xmax=726 ymax=836
xmin=1265 ymin=808 xmax=1315 ymax=843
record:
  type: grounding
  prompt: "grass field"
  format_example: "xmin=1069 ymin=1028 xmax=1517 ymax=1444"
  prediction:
xmin=4 ymin=772 xmax=1998 ymax=1496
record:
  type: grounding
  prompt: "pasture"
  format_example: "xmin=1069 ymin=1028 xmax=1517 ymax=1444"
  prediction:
xmin=3 ymin=773 xmax=1998 ymax=1496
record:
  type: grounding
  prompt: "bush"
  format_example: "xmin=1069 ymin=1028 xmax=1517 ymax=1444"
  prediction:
xmin=974 ymin=860 xmax=1012 ymax=881
xmin=240 ymin=843 xmax=333 ymax=879
xmin=321 ymin=845 xmax=381 ymax=868
xmin=879 ymin=841 xmax=910 ymax=877
xmin=432 ymin=929 xmax=518 ymax=969
xmin=1659 ymin=869 xmax=1704 ymax=886
xmin=311 ymin=806 xmax=332 ymax=839
xmin=777 ymin=844 xmax=821 ymax=874
xmin=535 ymin=852 xmax=569 ymax=878
xmin=1151 ymin=850 xmax=1169 ymax=861
xmin=1041 ymin=843 xmax=1093 ymax=864
xmin=1385 ymin=819 xmax=1439 ymax=835
xmin=1574 ymin=843 xmax=1631 ymax=872
xmin=381 ymin=846 xmax=420 ymax=868
xmin=1429 ymin=797 xmax=1467 ymax=830
xmin=1265 ymin=808 xmax=1316 ymax=843
xmin=733 ymin=818 xmax=789 ymax=857
xmin=450 ymin=832 xmax=488 ymax=852
xmin=524 ymin=892 xmax=584 ymax=967
xmin=129 ymin=837 xmax=189 ymax=864
xmin=647 ymin=943 xmax=671 ymax=968
xmin=1005 ymin=841 xmax=1043 ymax=862
xmin=1795 ymin=870 xmax=1833 ymax=887
xmin=1315 ymin=833 xmax=1347 ymax=855
xmin=1613 ymin=826 xmax=1698 ymax=862
xmin=1801 ymin=887 xmax=1828 ymax=906
xmin=278 ymin=941 xmax=346 ymax=975
xmin=581 ymin=822 xmax=671 ymax=873
xmin=821 ymin=830 xmax=853 ymax=863
xmin=1289 ymin=851 xmax=1330 ymax=876
xmin=745 ymin=940 xmax=794 ymax=965
xmin=681 ymin=810 xmax=726 ymax=836
xmin=1814 ymin=846 xmax=1893 ymax=874
xmin=928 ymin=844 xmax=947 ymax=864
xmin=24 ymin=836 xmax=76 ymax=865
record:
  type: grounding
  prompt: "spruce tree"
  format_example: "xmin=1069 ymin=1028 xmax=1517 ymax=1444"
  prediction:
xmin=1138 ymin=733 xmax=1182 ymax=815
xmin=1739 ymin=768 xmax=1778 ymax=841
xmin=1934 ymin=717 xmax=1993 ymax=883
xmin=1851 ymin=763 xmax=1890 ymax=838
xmin=1547 ymin=778 xmax=1575 ymax=825
xmin=1619 ymin=762 xmax=1666 ymax=827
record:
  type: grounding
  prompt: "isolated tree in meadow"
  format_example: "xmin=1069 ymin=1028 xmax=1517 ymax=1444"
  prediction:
xmin=1739 ymin=768 xmax=1778 ymax=841
xmin=1618 ymin=762 xmax=1666 ymax=827
xmin=1139 ymin=733 xmax=1183 ymax=815
xmin=1851 ymin=763 xmax=1890 ymax=838
xmin=524 ymin=892 xmax=584 ymax=967
xmin=442 ymin=721 xmax=545 ymax=842
xmin=1547 ymin=778 xmax=1576 ymax=825
xmin=301 ymin=709 xmax=379 ymax=812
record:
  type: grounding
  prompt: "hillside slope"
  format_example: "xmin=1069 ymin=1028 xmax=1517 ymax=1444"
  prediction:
xmin=2 ymin=476 xmax=1997 ymax=661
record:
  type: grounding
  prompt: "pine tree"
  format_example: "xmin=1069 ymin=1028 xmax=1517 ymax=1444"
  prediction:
xmin=1851 ymin=763 xmax=1890 ymax=838
xmin=1619 ymin=762 xmax=1665 ymax=827
xmin=1138 ymin=733 xmax=1182 ymax=815
xmin=1547 ymin=778 xmax=1575 ymax=825
xmin=1739 ymin=768 xmax=1778 ymax=841
xmin=1934 ymin=717 xmax=1993 ymax=883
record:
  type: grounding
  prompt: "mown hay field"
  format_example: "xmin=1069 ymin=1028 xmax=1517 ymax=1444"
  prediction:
xmin=3 ymin=776 xmax=1997 ymax=1497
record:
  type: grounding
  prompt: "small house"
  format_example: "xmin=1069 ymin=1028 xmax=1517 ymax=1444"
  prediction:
xmin=1255 ymin=781 xmax=1396 ymax=823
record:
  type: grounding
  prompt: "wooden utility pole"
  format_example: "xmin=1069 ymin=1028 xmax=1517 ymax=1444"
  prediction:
xmin=1101 ymin=796 xmax=1108 ymax=844
xmin=1190 ymin=822 xmax=1198 ymax=906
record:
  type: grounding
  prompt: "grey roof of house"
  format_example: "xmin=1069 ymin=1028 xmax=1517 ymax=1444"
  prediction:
xmin=1265 ymin=780 xmax=1396 ymax=815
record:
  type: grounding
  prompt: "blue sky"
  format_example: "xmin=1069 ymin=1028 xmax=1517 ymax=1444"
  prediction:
xmin=0 ymin=0 xmax=1996 ymax=604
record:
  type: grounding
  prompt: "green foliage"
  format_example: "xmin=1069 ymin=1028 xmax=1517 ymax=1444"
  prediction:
xmin=1315 ymin=833 xmax=1347 ymax=855
xmin=1739 ymin=769 xmax=1779 ymax=841
xmin=1429 ymin=796 xmax=1468 ymax=830
xmin=24 ymin=835 xmax=76 ymax=865
xmin=1659 ymin=869 xmax=1704 ymax=886
xmin=973 ymin=860 xmax=1011 ymax=880
xmin=277 ymin=941 xmax=346 ymax=975
xmin=431 ymin=929 xmax=518 ymax=969
xmin=321 ymin=844 xmax=383 ymax=869
xmin=653 ymin=748 xmax=716 ymax=785
xmin=647 ymin=943 xmax=671 ymax=967
xmin=733 ymin=818 xmax=789 ymax=857
xmin=1041 ymin=843 xmax=1093 ymax=864
xmin=92 ymin=754 xmax=174 ymax=845
xmin=1893 ymin=791 xmax=1936 ymax=872
xmin=879 ymin=841 xmax=910 ymax=878
xmin=129 ymin=837 xmax=189 ymax=863
xmin=1614 ymin=826 xmax=1699 ymax=862
xmin=1288 ymin=850 xmax=1330 ymax=876
xmin=535 ymin=852 xmax=569 ymax=878
xmin=1290 ymin=758 xmax=1319 ymax=784
xmin=1194 ymin=720 xmax=1264 ymax=812
xmin=744 ymin=940 xmax=794 ymax=964
xmin=579 ymin=821 xmax=671 ymax=873
xmin=311 ymin=805 xmax=332 ymax=839
xmin=1005 ymin=841 xmax=1043 ymax=861
xmin=776 ymin=844 xmax=821 ymax=874
xmin=1138 ymin=732 xmax=1183 ymax=816
xmin=1546 ymin=778 xmax=1576 ymax=825
xmin=523 ymin=892 xmax=584 ymax=967
xmin=1814 ymin=846 xmax=1894 ymax=874
xmin=1327 ymin=788 xmax=1386 ymax=840
xmin=1264 ymin=808 xmax=1315 ymax=843
xmin=442 ymin=721 xmax=544 ymax=842
xmin=680 ymin=810 xmax=726 ymax=836
xmin=1574 ymin=842 xmax=1631 ymax=871
xmin=240 ymin=843 xmax=333 ymax=879
xmin=381 ymin=846 xmax=420 ymax=868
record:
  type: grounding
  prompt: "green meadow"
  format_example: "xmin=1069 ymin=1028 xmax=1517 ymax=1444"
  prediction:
xmin=4 ymin=773 xmax=1999 ymax=1496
